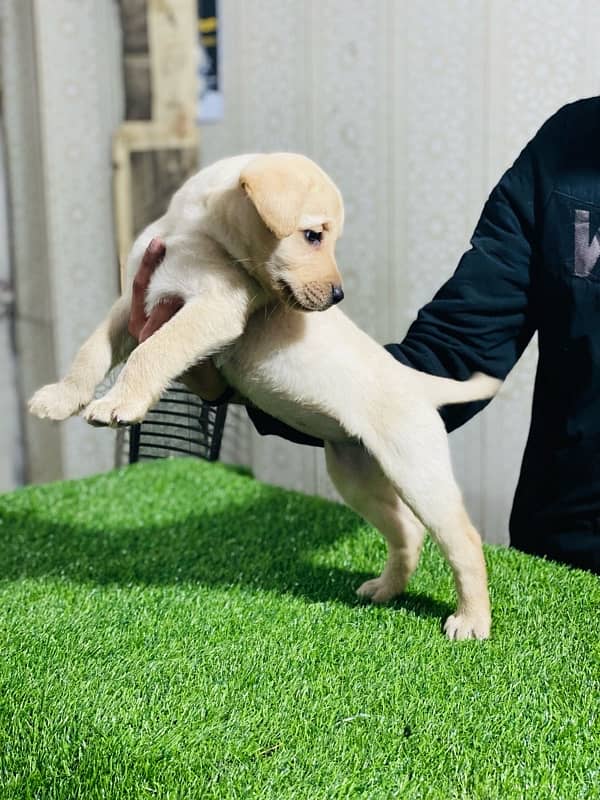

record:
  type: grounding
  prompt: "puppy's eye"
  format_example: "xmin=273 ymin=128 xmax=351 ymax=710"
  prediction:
xmin=303 ymin=229 xmax=322 ymax=245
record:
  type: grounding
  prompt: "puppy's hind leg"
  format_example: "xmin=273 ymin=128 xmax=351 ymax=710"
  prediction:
xmin=29 ymin=294 xmax=134 ymax=421
xmin=361 ymin=412 xmax=491 ymax=641
xmin=325 ymin=442 xmax=426 ymax=602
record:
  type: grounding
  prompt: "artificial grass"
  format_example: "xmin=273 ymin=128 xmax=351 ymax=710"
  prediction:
xmin=0 ymin=459 xmax=598 ymax=800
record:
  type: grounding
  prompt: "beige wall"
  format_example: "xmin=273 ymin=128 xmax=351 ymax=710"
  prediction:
xmin=205 ymin=0 xmax=600 ymax=544
xmin=2 ymin=0 xmax=600 ymax=545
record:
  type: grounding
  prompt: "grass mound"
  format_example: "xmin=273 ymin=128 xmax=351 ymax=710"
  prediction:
xmin=0 ymin=458 xmax=598 ymax=799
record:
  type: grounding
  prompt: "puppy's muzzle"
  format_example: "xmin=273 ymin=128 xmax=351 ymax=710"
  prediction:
xmin=281 ymin=280 xmax=345 ymax=312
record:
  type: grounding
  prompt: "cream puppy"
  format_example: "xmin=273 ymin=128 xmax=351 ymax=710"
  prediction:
xmin=30 ymin=152 xmax=501 ymax=640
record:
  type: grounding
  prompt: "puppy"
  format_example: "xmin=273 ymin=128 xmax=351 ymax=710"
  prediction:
xmin=30 ymin=152 xmax=501 ymax=640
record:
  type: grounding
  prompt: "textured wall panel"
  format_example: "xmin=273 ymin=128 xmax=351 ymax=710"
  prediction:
xmin=199 ymin=0 xmax=600 ymax=544
xmin=6 ymin=0 xmax=598 ymax=539
xmin=306 ymin=0 xmax=390 ymax=501
xmin=390 ymin=0 xmax=488 ymax=532
xmin=30 ymin=0 xmax=124 ymax=478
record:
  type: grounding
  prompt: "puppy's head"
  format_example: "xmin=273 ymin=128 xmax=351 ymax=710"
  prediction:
xmin=240 ymin=153 xmax=344 ymax=311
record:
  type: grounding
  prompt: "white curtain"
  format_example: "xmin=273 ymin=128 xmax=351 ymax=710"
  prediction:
xmin=1 ymin=0 xmax=123 ymax=484
xmin=0 ymin=121 xmax=21 ymax=491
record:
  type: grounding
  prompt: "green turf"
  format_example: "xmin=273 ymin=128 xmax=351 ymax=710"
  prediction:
xmin=0 ymin=458 xmax=598 ymax=799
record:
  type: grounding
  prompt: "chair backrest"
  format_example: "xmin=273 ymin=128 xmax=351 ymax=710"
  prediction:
xmin=128 ymin=382 xmax=228 ymax=464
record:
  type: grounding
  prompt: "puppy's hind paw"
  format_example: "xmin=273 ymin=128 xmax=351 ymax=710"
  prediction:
xmin=356 ymin=574 xmax=405 ymax=604
xmin=29 ymin=382 xmax=90 ymax=421
xmin=443 ymin=612 xmax=491 ymax=641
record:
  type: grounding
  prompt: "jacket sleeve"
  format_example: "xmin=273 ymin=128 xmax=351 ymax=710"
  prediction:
xmin=386 ymin=135 xmax=541 ymax=432
xmin=245 ymin=403 xmax=324 ymax=448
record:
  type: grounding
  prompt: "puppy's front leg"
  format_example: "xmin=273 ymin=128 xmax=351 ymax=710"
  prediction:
xmin=29 ymin=294 xmax=133 ymax=421
xmin=84 ymin=286 xmax=251 ymax=427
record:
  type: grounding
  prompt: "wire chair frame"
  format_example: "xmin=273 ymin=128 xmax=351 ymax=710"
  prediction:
xmin=128 ymin=382 xmax=228 ymax=463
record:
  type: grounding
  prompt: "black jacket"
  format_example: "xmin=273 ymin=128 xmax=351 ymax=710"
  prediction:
xmin=248 ymin=97 xmax=600 ymax=571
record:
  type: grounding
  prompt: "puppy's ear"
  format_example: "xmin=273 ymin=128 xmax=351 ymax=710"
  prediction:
xmin=240 ymin=154 xmax=311 ymax=239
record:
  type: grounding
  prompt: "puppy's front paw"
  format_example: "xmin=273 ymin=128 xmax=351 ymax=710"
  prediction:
xmin=443 ymin=612 xmax=491 ymax=641
xmin=29 ymin=382 xmax=90 ymax=421
xmin=356 ymin=574 xmax=406 ymax=604
xmin=83 ymin=390 xmax=152 ymax=428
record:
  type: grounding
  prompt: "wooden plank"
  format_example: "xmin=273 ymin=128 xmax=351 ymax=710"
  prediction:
xmin=114 ymin=0 xmax=199 ymax=285
xmin=113 ymin=133 xmax=199 ymax=283
xmin=147 ymin=0 xmax=198 ymax=137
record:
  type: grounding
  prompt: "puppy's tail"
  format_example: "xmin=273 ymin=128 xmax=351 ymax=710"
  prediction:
xmin=421 ymin=371 xmax=502 ymax=408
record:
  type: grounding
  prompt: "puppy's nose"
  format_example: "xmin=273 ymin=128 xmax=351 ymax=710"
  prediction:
xmin=331 ymin=284 xmax=344 ymax=305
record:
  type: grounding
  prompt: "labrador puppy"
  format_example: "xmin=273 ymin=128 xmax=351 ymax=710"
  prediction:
xmin=29 ymin=152 xmax=501 ymax=640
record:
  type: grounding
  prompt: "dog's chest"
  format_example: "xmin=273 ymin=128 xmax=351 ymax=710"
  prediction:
xmin=217 ymin=308 xmax=349 ymax=441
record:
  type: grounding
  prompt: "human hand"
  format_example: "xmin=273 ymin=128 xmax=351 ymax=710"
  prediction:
xmin=128 ymin=238 xmax=231 ymax=402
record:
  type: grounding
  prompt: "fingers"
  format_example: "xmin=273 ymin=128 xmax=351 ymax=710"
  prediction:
xmin=125 ymin=239 xmax=235 ymax=404
xmin=128 ymin=238 xmax=166 ymax=340
xmin=139 ymin=296 xmax=184 ymax=342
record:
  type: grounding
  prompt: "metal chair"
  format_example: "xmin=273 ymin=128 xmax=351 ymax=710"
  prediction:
xmin=128 ymin=383 xmax=228 ymax=463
